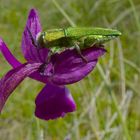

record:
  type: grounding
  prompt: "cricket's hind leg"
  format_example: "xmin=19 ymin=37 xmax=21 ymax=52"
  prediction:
xmin=73 ymin=42 xmax=88 ymax=63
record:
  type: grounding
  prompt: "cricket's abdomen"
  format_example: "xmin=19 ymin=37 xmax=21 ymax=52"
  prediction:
xmin=65 ymin=27 xmax=121 ymax=37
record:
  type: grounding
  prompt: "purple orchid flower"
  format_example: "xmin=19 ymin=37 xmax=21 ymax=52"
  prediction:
xmin=0 ymin=9 xmax=106 ymax=120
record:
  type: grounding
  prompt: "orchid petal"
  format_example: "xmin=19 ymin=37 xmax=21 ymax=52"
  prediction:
xmin=48 ymin=45 xmax=106 ymax=85
xmin=21 ymin=9 xmax=49 ymax=63
xmin=0 ymin=37 xmax=48 ymax=83
xmin=0 ymin=63 xmax=41 ymax=112
xmin=0 ymin=38 xmax=21 ymax=68
xmin=35 ymin=83 xmax=76 ymax=120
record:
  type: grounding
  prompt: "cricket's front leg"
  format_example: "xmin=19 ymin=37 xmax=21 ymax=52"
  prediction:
xmin=39 ymin=50 xmax=54 ymax=76
xmin=73 ymin=42 xmax=88 ymax=63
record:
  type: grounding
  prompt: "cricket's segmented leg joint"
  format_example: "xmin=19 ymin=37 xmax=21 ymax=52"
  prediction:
xmin=45 ymin=50 xmax=53 ymax=64
xmin=74 ymin=42 xmax=88 ymax=63
xmin=38 ymin=50 xmax=54 ymax=76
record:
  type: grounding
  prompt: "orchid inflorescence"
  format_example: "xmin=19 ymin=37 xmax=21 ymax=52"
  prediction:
xmin=0 ymin=9 xmax=105 ymax=120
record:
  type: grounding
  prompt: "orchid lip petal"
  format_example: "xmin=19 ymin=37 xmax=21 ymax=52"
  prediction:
xmin=35 ymin=83 xmax=76 ymax=120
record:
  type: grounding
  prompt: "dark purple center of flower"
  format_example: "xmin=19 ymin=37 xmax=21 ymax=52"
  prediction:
xmin=39 ymin=63 xmax=54 ymax=77
xmin=38 ymin=63 xmax=47 ymax=75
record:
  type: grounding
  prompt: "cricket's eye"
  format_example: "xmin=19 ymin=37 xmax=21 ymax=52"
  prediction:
xmin=36 ymin=32 xmax=47 ymax=48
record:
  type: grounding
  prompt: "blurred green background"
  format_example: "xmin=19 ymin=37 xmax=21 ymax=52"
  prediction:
xmin=0 ymin=0 xmax=140 ymax=140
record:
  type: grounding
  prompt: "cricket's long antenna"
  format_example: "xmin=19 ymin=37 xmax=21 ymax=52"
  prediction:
xmin=26 ymin=27 xmax=52 ymax=73
xmin=26 ymin=26 xmax=38 ymax=48
xmin=26 ymin=26 xmax=44 ymax=62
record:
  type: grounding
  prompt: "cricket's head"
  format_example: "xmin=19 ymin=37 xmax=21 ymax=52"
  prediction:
xmin=36 ymin=29 xmax=65 ymax=48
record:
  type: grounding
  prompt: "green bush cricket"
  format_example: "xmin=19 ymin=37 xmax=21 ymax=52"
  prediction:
xmin=27 ymin=27 xmax=121 ymax=62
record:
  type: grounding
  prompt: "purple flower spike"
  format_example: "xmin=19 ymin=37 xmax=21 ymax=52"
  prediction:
xmin=35 ymin=83 xmax=76 ymax=120
xmin=0 ymin=8 xmax=106 ymax=121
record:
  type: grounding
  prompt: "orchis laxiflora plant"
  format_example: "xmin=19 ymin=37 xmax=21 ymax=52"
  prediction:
xmin=0 ymin=9 xmax=105 ymax=120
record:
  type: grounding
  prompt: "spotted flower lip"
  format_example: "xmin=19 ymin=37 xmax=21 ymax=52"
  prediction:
xmin=0 ymin=9 xmax=106 ymax=120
